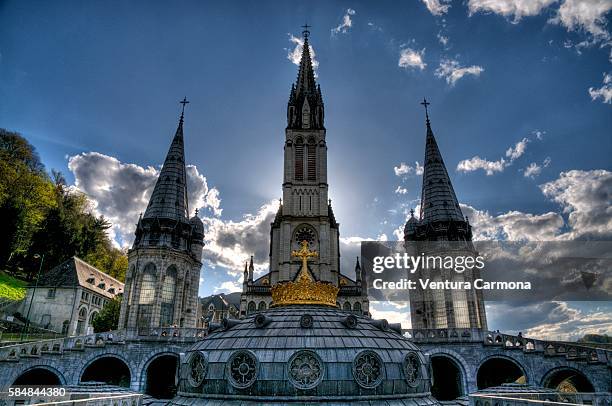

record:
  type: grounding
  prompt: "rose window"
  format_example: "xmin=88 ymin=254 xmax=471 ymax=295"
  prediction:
xmin=187 ymin=351 xmax=207 ymax=387
xmin=352 ymin=350 xmax=384 ymax=388
xmin=287 ymin=350 xmax=324 ymax=389
xmin=403 ymin=351 xmax=421 ymax=386
xmin=227 ymin=350 xmax=258 ymax=389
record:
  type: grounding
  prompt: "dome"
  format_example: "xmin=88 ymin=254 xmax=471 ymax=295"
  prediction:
xmin=173 ymin=305 xmax=436 ymax=405
xmin=404 ymin=216 xmax=418 ymax=236
xmin=189 ymin=214 xmax=204 ymax=235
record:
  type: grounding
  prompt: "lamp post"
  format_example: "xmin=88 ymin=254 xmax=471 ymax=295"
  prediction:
xmin=20 ymin=253 xmax=44 ymax=342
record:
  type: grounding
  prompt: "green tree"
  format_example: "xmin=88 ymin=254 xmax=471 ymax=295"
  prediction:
xmin=92 ymin=296 xmax=122 ymax=333
xmin=0 ymin=130 xmax=56 ymax=268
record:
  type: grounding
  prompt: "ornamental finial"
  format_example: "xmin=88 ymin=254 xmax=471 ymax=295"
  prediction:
xmin=270 ymin=240 xmax=338 ymax=307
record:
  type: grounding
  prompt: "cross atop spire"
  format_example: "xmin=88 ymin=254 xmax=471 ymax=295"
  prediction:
xmin=420 ymin=97 xmax=430 ymax=124
xmin=179 ymin=96 xmax=189 ymax=122
xmin=301 ymin=23 xmax=311 ymax=39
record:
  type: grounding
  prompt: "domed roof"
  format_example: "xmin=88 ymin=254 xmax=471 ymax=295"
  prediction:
xmin=404 ymin=215 xmax=418 ymax=235
xmin=189 ymin=213 xmax=204 ymax=235
xmin=174 ymin=305 xmax=436 ymax=405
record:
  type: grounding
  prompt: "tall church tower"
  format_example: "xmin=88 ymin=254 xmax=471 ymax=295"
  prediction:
xmin=119 ymin=100 xmax=204 ymax=330
xmin=404 ymin=100 xmax=487 ymax=330
xmin=240 ymin=28 xmax=368 ymax=316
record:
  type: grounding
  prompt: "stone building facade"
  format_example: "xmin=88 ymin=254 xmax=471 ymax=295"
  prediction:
xmin=240 ymin=28 xmax=369 ymax=316
xmin=18 ymin=256 xmax=123 ymax=336
xmin=118 ymin=107 xmax=204 ymax=330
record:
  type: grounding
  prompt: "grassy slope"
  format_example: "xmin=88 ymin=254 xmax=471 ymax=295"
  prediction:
xmin=0 ymin=271 xmax=27 ymax=301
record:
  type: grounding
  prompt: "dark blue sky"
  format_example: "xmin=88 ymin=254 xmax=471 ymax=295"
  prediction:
xmin=1 ymin=0 xmax=610 ymax=336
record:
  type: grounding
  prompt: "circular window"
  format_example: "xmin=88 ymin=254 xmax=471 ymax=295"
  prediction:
xmin=352 ymin=350 xmax=384 ymax=388
xmin=300 ymin=314 xmax=313 ymax=328
xmin=295 ymin=226 xmax=316 ymax=247
xmin=403 ymin=351 xmax=421 ymax=386
xmin=287 ymin=350 xmax=324 ymax=390
xmin=227 ymin=350 xmax=258 ymax=389
xmin=187 ymin=351 xmax=208 ymax=387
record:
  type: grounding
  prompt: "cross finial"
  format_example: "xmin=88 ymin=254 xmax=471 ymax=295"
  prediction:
xmin=420 ymin=97 xmax=430 ymax=123
xmin=410 ymin=208 xmax=415 ymax=218
xmin=301 ymin=23 xmax=311 ymax=39
xmin=179 ymin=96 xmax=190 ymax=121
xmin=292 ymin=240 xmax=318 ymax=274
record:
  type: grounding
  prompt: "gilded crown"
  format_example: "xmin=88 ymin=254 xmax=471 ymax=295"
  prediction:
xmin=270 ymin=241 xmax=339 ymax=307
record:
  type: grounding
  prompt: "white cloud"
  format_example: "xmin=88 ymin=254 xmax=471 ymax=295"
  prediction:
xmin=202 ymin=200 xmax=279 ymax=275
xmin=394 ymin=186 xmax=408 ymax=195
xmin=287 ymin=35 xmax=319 ymax=71
xmin=458 ymin=169 xmax=612 ymax=241
xmin=437 ymin=32 xmax=450 ymax=47
xmin=394 ymin=161 xmax=424 ymax=178
xmin=540 ymin=169 xmax=612 ymax=239
xmin=550 ymin=0 xmax=612 ymax=40
xmin=523 ymin=157 xmax=551 ymax=178
xmin=398 ymin=48 xmax=427 ymax=70
xmin=214 ymin=280 xmax=242 ymax=293
xmin=487 ymin=301 xmax=612 ymax=340
xmin=457 ymin=137 xmax=532 ymax=175
xmin=468 ymin=0 xmax=558 ymax=23
xmin=589 ymin=72 xmax=612 ymax=103
xmin=457 ymin=156 xmax=507 ymax=175
xmin=505 ymin=137 xmax=529 ymax=160
xmin=434 ymin=58 xmax=484 ymax=86
xmin=369 ymin=301 xmax=412 ymax=329
xmin=332 ymin=8 xmax=356 ymax=35
xmin=524 ymin=162 xmax=542 ymax=178
xmin=68 ymin=152 xmax=220 ymax=248
xmin=421 ymin=0 xmax=452 ymax=16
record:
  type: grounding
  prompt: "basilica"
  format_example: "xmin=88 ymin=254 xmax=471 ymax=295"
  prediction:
xmin=0 ymin=27 xmax=608 ymax=406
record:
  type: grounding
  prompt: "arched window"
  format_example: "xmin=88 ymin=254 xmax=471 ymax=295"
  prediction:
xmin=302 ymin=99 xmax=311 ymax=129
xmin=77 ymin=307 xmax=87 ymax=335
xmin=307 ymin=137 xmax=316 ymax=181
xmin=138 ymin=264 xmax=157 ymax=328
xmin=295 ymin=138 xmax=304 ymax=181
xmin=354 ymin=302 xmax=362 ymax=312
xmin=343 ymin=302 xmax=352 ymax=311
xmin=452 ymin=274 xmax=470 ymax=328
xmin=258 ymin=301 xmax=267 ymax=311
xmin=432 ymin=277 xmax=448 ymax=328
xmin=160 ymin=266 xmax=177 ymax=327
xmin=247 ymin=301 xmax=256 ymax=314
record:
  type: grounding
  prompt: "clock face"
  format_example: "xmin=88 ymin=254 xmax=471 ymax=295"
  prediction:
xmin=295 ymin=226 xmax=315 ymax=247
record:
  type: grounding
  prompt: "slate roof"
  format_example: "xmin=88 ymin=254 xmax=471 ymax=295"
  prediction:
xmin=143 ymin=116 xmax=189 ymax=221
xmin=419 ymin=119 xmax=465 ymax=224
xmin=176 ymin=306 xmax=438 ymax=404
xmin=36 ymin=256 xmax=124 ymax=299
xmin=200 ymin=292 xmax=241 ymax=311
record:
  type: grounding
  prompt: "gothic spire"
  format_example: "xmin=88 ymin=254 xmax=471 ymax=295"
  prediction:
xmin=418 ymin=99 xmax=464 ymax=224
xmin=287 ymin=25 xmax=324 ymax=130
xmin=142 ymin=99 xmax=190 ymax=221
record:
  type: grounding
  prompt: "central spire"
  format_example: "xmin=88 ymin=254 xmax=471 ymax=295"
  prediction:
xmin=287 ymin=26 xmax=324 ymax=130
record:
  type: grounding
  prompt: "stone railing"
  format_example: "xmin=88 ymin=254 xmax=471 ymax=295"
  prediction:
xmin=470 ymin=391 xmax=611 ymax=406
xmin=0 ymin=327 xmax=208 ymax=362
xmin=404 ymin=328 xmax=610 ymax=364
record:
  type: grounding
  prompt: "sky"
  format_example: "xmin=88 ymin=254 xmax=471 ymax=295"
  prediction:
xmin=1 ymin=0 xmax=611 ymax=340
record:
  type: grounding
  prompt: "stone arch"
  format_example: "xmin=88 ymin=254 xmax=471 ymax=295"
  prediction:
xmin=258 ymin=301 xmax=267 ymax=311
xmin=476 ymin=354 xmax=527 ymax=389
xmin=343 ymin=302 xmax=352 ymax=311
xmin=139 ymin=351 xmax=180 ymax=399
xmin=354 ymin=302 xmax=362 ymax=313
xmin=78 ymin=352 xmax=134 ymax=388
xmin=541 ymin=366 xmax=595 ymax=393
xmin=247 ymin=301 xmax=256 ymax=313
xmin=12 ymin=365 xmax=66 ymax=386
xmin=426 ymin=348 xmax=470 ymax=400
